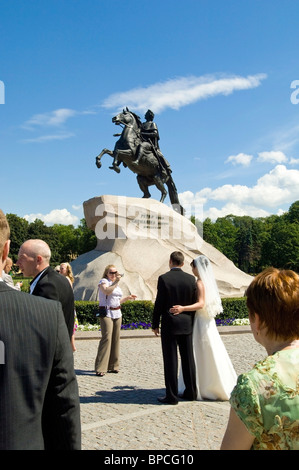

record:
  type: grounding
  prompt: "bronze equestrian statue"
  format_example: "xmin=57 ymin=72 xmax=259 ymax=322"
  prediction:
xmin=95 ymin=108 xmax=184 ymax=214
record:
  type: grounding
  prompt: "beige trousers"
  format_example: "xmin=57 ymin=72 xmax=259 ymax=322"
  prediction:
xmin=95 ymin=316 xmax=122 ymax=373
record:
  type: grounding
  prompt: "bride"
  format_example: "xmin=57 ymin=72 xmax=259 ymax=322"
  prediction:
xmin=170 ymin=255 xmax=237 ymax=401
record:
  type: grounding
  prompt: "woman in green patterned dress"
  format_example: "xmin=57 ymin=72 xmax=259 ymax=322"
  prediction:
xmin=221 ymin=267 xmax=299 ymax=450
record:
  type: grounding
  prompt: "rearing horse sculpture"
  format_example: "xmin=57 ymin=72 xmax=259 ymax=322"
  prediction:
xmin=95 ymin=108 xmax=184 ymax=215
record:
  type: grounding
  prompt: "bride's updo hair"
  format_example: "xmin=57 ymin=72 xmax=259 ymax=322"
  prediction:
xmin=191 ymin=256 xmax=208 ymax=269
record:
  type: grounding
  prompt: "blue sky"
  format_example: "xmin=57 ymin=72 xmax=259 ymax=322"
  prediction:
xmin=1 ymin=0 xmax=299 ymax=226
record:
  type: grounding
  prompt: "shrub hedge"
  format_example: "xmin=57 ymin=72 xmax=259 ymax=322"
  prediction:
xmin=75 ymin=297 xmax=248 ymax=326
xmin=16 ymin=277 xmax=249 ymax=326
xmin=220 ymin=297 xmax=248 ymax=320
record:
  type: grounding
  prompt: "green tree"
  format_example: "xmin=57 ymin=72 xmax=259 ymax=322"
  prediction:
xmin=27 ymin=219 xmax=60 ymax=265
xmin=76 ymin=218 xmax=97 ymax=255
xmin=202 ymin=217 xmax=221 ymax=247
xmin=6 ymin=214 xmax=29 ymax=262
xmin=234 ymin=216 xmax=265 ymax=274
xmin=52 ymin=224 xmax=78 ymax=261
xmin=285 ymin=200 xmax=299 ymax=224
xmin=261 ymin=218 xmax=299 ymax=270
xmin=212 ymin=215 xmax=239 ymax=264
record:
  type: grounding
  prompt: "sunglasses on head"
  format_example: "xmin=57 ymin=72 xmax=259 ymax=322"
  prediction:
xmin=109 ymin=271 xmax=117 ymax=274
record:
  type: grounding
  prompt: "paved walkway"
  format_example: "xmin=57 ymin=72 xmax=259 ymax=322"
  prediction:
xmin=73 ymin=327 xmax=265 ymax=452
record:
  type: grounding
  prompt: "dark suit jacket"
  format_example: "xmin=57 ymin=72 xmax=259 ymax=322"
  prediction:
xmin=152 ymin=268 xmax=197 ymax=335
xmin=0 ymin=281 xmax=81 ymax=450
xmin=31 ymin=266 xmax=74 ymax=338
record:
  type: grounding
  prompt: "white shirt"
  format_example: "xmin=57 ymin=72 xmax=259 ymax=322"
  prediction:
xmin=98 ymin=279 xmax=122 ymax=319
xmin=29 ymin=269 xmax=47 ymax=294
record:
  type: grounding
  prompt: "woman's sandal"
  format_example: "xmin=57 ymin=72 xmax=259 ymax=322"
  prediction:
xmin=96 ymin=372 xmax=105 ymax=377
xmin=108 ymin=370 xmax=119 ymax=373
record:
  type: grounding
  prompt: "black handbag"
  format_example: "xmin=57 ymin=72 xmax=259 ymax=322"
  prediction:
xmin=97 ymin=306 xmax=107 ymax=318
xmin=96 ymin=293 xmax=108 ymax=318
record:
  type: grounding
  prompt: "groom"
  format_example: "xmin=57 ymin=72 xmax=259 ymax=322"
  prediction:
xmin=152 ymin=251 xmax=197 ymax=404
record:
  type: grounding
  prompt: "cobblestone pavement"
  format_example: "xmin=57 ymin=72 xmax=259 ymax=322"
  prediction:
xmin=73 ymin=329 xmax=265 ymax=452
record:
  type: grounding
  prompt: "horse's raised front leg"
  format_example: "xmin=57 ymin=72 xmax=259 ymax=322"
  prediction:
xmin=96 ymin=149 xmax=113 ymax=169
xmin=109 ymin=150 xmax=121 ymax=173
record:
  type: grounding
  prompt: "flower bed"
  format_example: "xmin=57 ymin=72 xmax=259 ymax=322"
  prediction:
xmin=216 ymin=317 xmax=250 ymax=327
xmin=77 ymin=317 xmax=250 ymax=331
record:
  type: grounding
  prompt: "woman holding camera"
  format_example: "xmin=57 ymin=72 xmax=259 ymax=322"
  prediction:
xmin=94 ymin=265 xmax=136 ymax=377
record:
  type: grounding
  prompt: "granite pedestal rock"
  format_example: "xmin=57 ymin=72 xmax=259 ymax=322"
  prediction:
xmin=72 ymin=195 xmax=253 ymax=302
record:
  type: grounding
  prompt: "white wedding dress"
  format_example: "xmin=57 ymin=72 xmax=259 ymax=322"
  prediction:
xmin=178 ymin=307 xmax=237 ymax=401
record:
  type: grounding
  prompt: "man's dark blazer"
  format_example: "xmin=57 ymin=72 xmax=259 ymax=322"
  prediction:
xmin=0 ymin=281 xmax=81 ymax=450
xmin=31 ymin=266 xmax=74 ymax=338
xmin=152 ymin=267 xmax=197 ymax=335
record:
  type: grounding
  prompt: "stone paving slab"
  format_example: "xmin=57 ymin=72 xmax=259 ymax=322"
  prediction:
xmin=73 ymin=330 xmax=265 ymax=452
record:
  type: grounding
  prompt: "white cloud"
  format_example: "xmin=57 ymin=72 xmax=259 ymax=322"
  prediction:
xmin=23 ymin=209 xmax=79 ymax=226
xmin=22 ymin=132 xmax=74 ymax=143
xmin=257 ymin=151 xmax=288 ymax=164
xmin=205 ymin=203 xmax=270 ymax=220
xmin=253 ymin=165 xmax=299 ymax=205
xmin=22 ymin=108 xmax=95 ymax=131
xmin=179 ymin=165 xmax=299 ymax=220
xmin=210 ymin=184 xmax=251 ymax=202
xmin=23 ymin=108 xmax=78 ymax=129
xmin=102 ymin=73 xmax=267 ymax=113
xmin=225 ymin=153 xmax=253 ymax=166
xmin=21 ymin=107 xmax=95 ymax=143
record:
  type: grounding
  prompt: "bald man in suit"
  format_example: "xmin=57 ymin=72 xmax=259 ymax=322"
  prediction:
xmin=16 ymin=239 xmax=75 ymax=338
xmin=0 ymin=209 xmax=81 ymax=449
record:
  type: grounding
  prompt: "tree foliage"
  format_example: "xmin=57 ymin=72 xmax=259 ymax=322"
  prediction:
xmin=198 ymin=201 xmax=299 ymax=273
xmin=6 ymin=214 xmax=96 ymax=266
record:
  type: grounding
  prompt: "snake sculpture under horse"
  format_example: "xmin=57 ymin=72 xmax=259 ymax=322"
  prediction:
xmin=95 ymin=108 xmax=184 ymax=215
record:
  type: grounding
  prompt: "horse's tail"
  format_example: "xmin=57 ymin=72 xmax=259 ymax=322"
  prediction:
xmin=166 ymin=176 xmax=185 ymax=215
